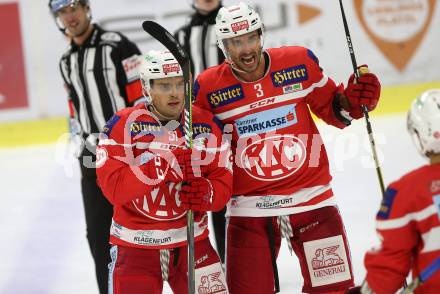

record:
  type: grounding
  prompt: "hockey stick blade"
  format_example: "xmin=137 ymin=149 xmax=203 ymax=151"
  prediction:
xmin=142 ymin=21 xmax=188 ymax=66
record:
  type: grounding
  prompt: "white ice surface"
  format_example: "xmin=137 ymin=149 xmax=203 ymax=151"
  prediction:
xmin=0 ymin=114 xmax=426 ymax=293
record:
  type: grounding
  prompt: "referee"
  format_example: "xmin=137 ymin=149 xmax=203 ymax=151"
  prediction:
xmin=49 ymin=1 xmax=142 ymax=293
xmin=175 ymin=0 xmax=224 ymax=78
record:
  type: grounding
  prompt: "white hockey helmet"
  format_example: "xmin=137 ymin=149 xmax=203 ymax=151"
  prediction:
xmin=215 ymin=2 xmax=264 ymax=56
xmin=139 ymin=50 xmax=183 ymax=103
xmin=407 ymin=89 xmax=440 ymax=157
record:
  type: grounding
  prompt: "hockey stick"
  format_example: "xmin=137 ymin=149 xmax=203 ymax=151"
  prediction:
xmin=338 ymin=0 xmax=385 ymax=196
xmin=337 ymin=0 xmax=407 ymax=289
xmin=400 ymin=257 xmax=440 ymax=293
xmin=142 ymin=20 xmax=195 ymax=294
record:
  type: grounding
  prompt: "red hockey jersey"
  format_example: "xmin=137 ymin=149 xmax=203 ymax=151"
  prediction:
xmin=365 ymin=164 xmax=440 ymax=294
xmin=96 ymin=103 xmax=232 ymax=249
xmin=194 ymin=46 xmax=348 ymax=217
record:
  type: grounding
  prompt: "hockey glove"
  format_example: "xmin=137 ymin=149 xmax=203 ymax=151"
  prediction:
xmin=179 ymin=178 xmax=214 ymax=212
xmin=144 ymin=148 xmax=192 ymax=186
xmin=343 ymin=65 xmax=381 ymax=119
xmin=177 ymin=147 xmax=209 ymax=180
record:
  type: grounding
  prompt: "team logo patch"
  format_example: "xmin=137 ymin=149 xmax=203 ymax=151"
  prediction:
xmin=235 ymin=104 xmax=298 ymax=137
xmin=433 ymin=195 xmax=440 ymax=220
xmin=271 ymin=64 xmax=308 ymax=87
xmin=130 ymin=121 xmax=162 ymax=137
xmin=303 ymin=235 xmax=351 ymax=287
xmin=377 ymin=188 xmax=397 ymax=219
xmin=239 ymin=134 xmax=306 ymax=181
xmin=208 ymin=84 xmax=244 ymax=108
xmin=102 ymin=115 xmax=121 ymax=137
xmin=195 ymin=263 xmax=228 ymax=294
xmin=132 ymin=183 xmax=186 ymax=221
xmin=163 ymin=63 xmax=181 ymax=74
xmin=231 ymin=20 xmax=249 ymax=32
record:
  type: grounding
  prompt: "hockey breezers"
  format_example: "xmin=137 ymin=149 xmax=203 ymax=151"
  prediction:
xmin=142 ymin=20 xmax=195 ymax=294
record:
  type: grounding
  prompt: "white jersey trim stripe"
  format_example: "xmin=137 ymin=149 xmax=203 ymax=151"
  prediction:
xmin=99 ymin=138 xmax=230 ymax=154
xmin=99 ymin=138 xmax=134 ymax=147
xmin=376 ymin=204 xmax=437 ymax=230
xmin=421 ymin=226 xmax=440 ymax=253
xmin=110 ymin=217 xmax=207 ymax=247
xmin=226 ymin=184 xmax=334 ymax=217
xmin=216 ymin=75 xmax=329 ymax=120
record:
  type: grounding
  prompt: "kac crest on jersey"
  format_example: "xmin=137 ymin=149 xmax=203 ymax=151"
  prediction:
xmin=239 ymin=134 xmax=306 ymax=181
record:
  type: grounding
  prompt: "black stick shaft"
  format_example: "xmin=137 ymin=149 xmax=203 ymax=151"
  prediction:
xmin=141 ymin=20 xmax=195 ymax=294
xmin=338 ymin=0 xmax=406 ymax=289
xmin=338 ymin=0 xmax=386 ymax=197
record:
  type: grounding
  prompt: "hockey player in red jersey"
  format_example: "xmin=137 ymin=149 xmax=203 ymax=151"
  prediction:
xmin=193 ymin=2 xmax=381 ymax=293
xmin=349 ymin=89 xmax=440 ymax=294
xmin=96 ymin=50 xmax=231 ymax=294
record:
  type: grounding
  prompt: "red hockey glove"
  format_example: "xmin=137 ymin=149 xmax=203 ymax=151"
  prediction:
xmin=343 ymin=65 xmax=381 ymax=119
xmin=144 ymin=148 xmax=192 ymax=185
xmin=179 ymin=178 xmax=214 ymax=212
xmin=178 ymin=148 xmax=209 ymax=180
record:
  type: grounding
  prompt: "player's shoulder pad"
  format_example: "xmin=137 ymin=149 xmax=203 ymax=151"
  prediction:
xmin=194 ymin=63 xmax=230 ymax=93
xmin=102 ymin=114 xmax=122 ymax=138
xmin=306 ymin=49 xmax=320 ymax=66
xmin=193 ymin=79 xmax=201 ymax=101
xmin=377 ymin=186 xmax=399 ymax=220
xmin=267 ymin=46 xmax=319 ymax=64
xmin=101 ymin=105 xmax=141 ymax=138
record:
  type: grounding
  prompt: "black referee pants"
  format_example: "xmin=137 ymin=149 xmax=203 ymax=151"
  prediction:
xmin=79 ymin=149 xmax=112 ymax=294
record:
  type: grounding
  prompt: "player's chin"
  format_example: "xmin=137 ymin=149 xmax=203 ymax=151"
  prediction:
xmin=239 ymin=62 xmax=258 ymax=73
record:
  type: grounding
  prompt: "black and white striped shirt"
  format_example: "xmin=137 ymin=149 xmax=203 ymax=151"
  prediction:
xmin=59 ymin=24 xmax=142 ymax=136
xmin=175 ymin=6 xmax=225 ymax=78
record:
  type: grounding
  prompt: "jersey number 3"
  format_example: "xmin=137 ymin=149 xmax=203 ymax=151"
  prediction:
xmin=254 ymin=83 xmax=264 ymax=98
